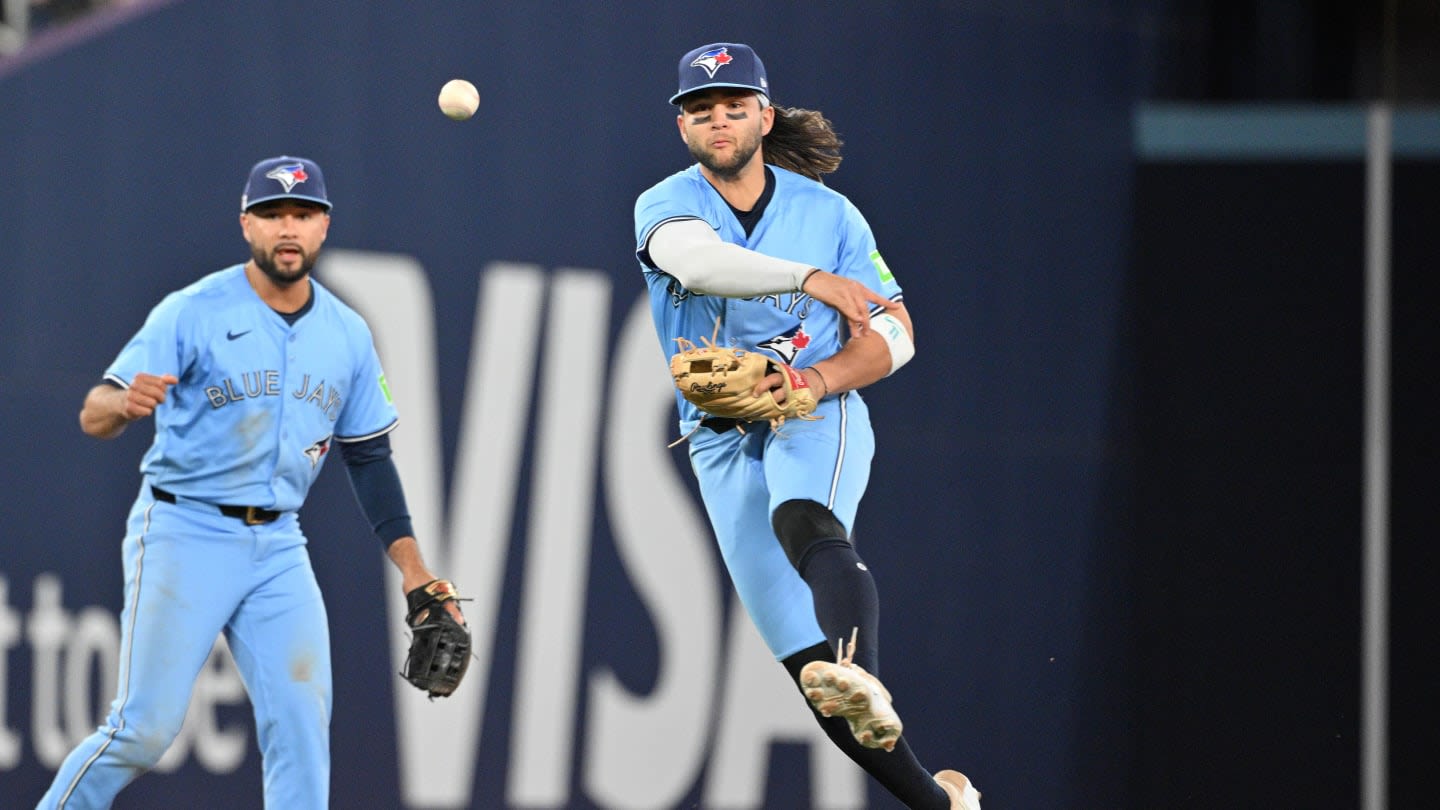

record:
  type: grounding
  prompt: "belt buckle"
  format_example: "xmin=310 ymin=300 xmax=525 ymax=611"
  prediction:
xmin=243 ymin=507 xmax=266 ymax=526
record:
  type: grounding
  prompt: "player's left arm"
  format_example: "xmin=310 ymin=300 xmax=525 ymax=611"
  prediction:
xmin=384 ymin=537 xmax=464 ymax=623
xmin=342 ymin=436 xmax=467 ymax=625
xmin=785 ymin=199 xmax=915 ymax=396
xmin=337 ymin=323 xmax=467 ymax=622
xmin=797 ymin=303 xmax=914 ymax=398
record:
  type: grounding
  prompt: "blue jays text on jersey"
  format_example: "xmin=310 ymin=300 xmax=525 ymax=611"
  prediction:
xmin=103 ymin=264 xmax=398 ymax=512
xmin=202 ymin=371 xmax=347 ymax=423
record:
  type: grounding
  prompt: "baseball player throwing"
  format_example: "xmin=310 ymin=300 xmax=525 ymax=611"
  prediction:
xmin=37 ymin=156 xmax=464 ymax=809
xmin=635 ymin=44 xmax=981 ymax=809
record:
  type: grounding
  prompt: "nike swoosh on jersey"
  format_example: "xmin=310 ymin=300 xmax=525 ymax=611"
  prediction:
xmin=227 ymin=329 xmax=252 ymax=340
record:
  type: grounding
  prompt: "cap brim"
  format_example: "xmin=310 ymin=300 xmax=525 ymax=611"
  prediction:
xmin=242 ymin=194 xmax=333 ymax=212
xmin=669 ymin=82 xmax=769 ymax=105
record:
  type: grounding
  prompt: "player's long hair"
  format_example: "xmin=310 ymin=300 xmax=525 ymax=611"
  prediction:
xmin=763 ymin=105 xmax=843 ymax=180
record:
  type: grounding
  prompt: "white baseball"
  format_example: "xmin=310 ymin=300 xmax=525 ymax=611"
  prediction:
xmin=438 ymin=78 xmax=480 ymax=121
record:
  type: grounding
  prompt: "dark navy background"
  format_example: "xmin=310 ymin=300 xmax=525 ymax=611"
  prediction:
xmin=3 ymin=2 xmax=1429 ymax=808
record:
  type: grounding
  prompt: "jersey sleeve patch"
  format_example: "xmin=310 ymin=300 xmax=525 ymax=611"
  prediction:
xmin=379 ymin=373 xmax=394 ymax=405
xmin=869 ymin=249 xmax=895 ymax=283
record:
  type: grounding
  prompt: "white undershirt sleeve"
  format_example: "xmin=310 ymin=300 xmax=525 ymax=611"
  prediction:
xmin=646 ymin=218 xmax=815 ymax=296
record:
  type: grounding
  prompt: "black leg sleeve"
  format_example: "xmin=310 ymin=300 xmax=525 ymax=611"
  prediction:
xmin=772 ymin=499 xmax=881 ymax=672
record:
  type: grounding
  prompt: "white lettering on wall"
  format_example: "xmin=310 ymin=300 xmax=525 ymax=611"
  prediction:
xmin=582 ymin=296 xmax=724 ymax=808
xmin=6 ymin=574 xmax=248 ymax=773
xmin=29 ymin=574 xmax=77 ymax=766
xmin=508 ymin=269 xmax=611 ymax=805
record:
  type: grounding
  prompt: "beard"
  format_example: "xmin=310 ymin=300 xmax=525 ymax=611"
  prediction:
xmin=251 ymin=244 xmax=316 ymax=287
xmin=688 ymin=129 xmax=762 ymax=180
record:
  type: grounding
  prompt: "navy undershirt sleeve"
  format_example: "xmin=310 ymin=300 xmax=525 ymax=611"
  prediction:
xmin=339 ymin=433 xmax=415 ymax=548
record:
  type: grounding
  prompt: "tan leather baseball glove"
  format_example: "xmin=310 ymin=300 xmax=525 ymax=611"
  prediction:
xmin=669 ymin=335 xmax=821 ymax=431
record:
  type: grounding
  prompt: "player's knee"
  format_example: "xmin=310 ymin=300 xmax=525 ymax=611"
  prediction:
xmin=109 ymin=717 xmax=186 ymax=768
xmin=771 ymin=499 xmax=849 ymax=570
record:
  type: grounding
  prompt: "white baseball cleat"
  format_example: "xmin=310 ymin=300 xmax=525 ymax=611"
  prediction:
xmin=798 ymin=628 xmax=903 ymax=751
xmin=934 ymin=769 xmax=982 ymax=810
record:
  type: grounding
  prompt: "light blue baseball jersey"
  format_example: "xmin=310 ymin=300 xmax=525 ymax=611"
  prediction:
xmin=635 ymin=164 xmax=903 ymax=433
xmin=635 ymin=164 xmax=900 ymax=658
xmin=103 ymin=264 xmax=397 ymax=511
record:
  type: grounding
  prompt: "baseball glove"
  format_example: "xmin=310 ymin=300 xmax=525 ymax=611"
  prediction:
xmin=400 ymin=579 xmax=471 ymax=699
xmin=669 ymin=334 xmax=821 ymax=431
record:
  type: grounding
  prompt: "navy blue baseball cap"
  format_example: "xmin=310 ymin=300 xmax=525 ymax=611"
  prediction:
xmin=240 ymin=155 xmax=332 ymax=212
xmin=669 ymin=42 xmax=770 ymax=105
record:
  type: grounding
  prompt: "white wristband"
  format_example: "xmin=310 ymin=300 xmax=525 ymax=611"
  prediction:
xmin=871 ymin=311 xmax=915 ymax=376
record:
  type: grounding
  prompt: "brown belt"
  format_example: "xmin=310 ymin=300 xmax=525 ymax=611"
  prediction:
xmin=151 ymin=485 xmax=283 ymax=526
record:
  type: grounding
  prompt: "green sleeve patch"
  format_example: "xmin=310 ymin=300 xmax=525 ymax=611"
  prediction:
xmin=869 ymin=249 xmax=895 ymax=283
xmin=379 ymin=374 xmax=393 ymax=405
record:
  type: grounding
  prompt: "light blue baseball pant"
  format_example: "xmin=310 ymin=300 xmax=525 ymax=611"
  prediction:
xmin=38 ymin=482 xmax=332 ymax=809
xmin=687 ymin=391 xmax=875 ymax=660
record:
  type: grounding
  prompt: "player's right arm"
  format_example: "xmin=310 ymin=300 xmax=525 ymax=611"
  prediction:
xmin=645 ymin=218 xmax=895 ymax=335
xmin=79 ymin=373 xmax=179 ymax=439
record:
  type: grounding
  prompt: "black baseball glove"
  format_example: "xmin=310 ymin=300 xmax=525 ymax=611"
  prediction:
xmin=400 ymin=579 xmax=471 ymax=699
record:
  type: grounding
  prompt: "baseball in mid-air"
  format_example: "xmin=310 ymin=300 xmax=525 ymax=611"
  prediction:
xmin=437 ymin=78 xmax=480 ymax=121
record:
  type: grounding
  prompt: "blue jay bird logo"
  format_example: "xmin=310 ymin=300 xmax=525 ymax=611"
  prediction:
xmin=265 ymin=163 xmax=310 ymax=193
xmin=757 ymin=326 xmax=812 ymax=365
xmin=690 ymin=47 xmax=734 ymax=78
xmin=304 ymin=435 xmax=331 ymax=468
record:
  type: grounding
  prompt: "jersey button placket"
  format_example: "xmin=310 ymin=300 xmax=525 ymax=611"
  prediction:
xmin=273 ymin=328 xmax=299 ymax=510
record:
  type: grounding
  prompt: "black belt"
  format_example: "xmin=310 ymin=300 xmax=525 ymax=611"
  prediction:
xmin=701 ymin=417 xmax=742 ymax=433
xmin=151 ymin=486 xmax=283 ymax=526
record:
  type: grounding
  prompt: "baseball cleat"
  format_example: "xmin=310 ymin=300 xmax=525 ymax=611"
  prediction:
xmin=798 ymin=627 xmax=903 ymax=751
xmin=934 ymin=769 xmax=982 ymax=810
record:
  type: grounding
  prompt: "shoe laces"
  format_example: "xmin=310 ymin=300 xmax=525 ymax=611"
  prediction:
xmin=831 ymin=627 xmax=892 ymax=704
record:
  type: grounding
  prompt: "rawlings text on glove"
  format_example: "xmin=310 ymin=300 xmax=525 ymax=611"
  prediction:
xmin=669 ymin=335 xmax=821 ymax=432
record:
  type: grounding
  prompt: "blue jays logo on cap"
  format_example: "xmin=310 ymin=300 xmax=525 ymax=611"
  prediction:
xmin=265 ymin=162 xmax=310 ymax=193
xmin=691 ymin=46 xmax=735 ymax=78
xmin=669 ymin=42 xmax=769 ymax=105
xmin=241 ymin=155 xmax=333 ymax=212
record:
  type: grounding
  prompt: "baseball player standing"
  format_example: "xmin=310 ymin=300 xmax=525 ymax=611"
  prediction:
xmin=634 ymin=44 xmax=981 ymax=809
xmin=37 ymin=156 xmax=464 ymax=809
